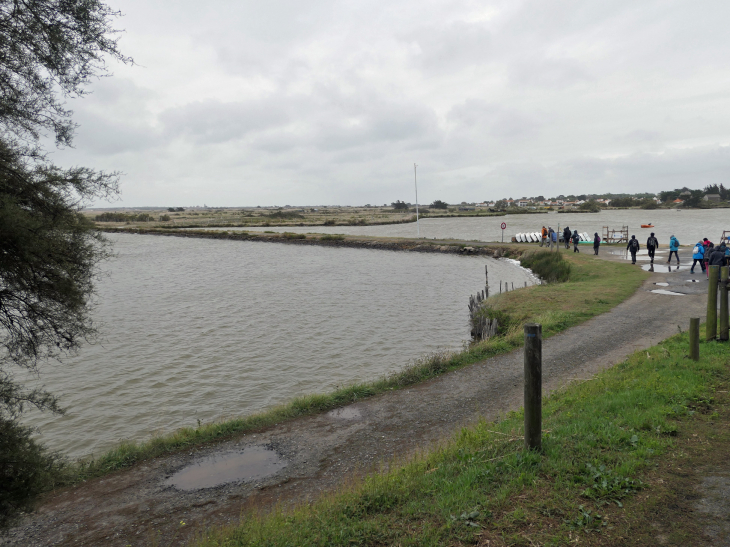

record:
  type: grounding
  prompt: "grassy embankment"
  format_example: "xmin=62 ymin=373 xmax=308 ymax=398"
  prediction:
xmin=196 ymin=325 xmax=729 ymax=547
xmin=58 ymin=250 xmax=647 ymax=486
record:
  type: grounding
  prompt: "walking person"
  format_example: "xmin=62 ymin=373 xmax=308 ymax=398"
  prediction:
xmin=563 ymin=226 xmax=571 ymax=249
xmin=593 ymin=232 xmax=601 ymax=255
xmin=709 ymin=244 xmax=726 ymax=269
xmin=646 ymin=232 xmax=659 ymax=263
xmin=668 ymin=235 xmax=680 ymax=264
xmin=540 ymin=226 xmax=547 ymax=247
xmin=572 ymin=230 xmax=580 ymax=252
xmin=626 ymin=235 xmax=640 ymax=264
xmin=690 ymin=240 xmax=706 ymax=274
xmin=550 ymin=227 xmax=557 ymax=250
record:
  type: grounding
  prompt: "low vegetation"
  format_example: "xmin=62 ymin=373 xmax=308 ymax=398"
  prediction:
xmin=197 ymin=329 xmax=729 ymax=546
xmin=50 ymin=252 xmax=646 ymax=486
xmin=519 ymin=250 xmax=571 ymax=283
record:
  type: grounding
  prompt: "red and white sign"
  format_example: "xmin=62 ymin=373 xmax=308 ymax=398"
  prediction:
xmin=501 ymin=222 xmax=507 ymax=230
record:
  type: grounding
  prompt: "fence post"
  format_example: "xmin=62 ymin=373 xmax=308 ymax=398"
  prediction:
xmin=689 ymin=317 xmax=700 ymax=361
xmin=720 ymin=266 xmax=729 ymax=341
xmin=707 ymin=265 xmax=719 ymax=341
xmin=524 ymin=323 xmax=542 ymax=451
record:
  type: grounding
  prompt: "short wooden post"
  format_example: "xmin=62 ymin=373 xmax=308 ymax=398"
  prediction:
xmin=524 ymin=323 xmax=542 ymax=451
xmin=707 ymin=265 xmax=719 ymax=340
xmin=689 ymin=317 xmax=700 ymax=361
xmin=721 ymin=267 xmax=729 ymax=341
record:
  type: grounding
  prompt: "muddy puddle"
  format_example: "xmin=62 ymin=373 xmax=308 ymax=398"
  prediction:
xmin=165 ymin=446 xmax=287 ymax=490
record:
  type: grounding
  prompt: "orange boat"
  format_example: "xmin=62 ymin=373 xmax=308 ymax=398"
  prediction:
xmin=641 ymin=224 xmax=654 ymax=228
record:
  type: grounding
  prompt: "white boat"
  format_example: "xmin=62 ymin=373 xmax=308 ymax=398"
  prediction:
xmin=515 ymin=233 xmax=522 ymax=242
xmin=532 ymin=232 xmax=540 ymax=241
xmin=582 ymin=232 xmax=589 ymax=241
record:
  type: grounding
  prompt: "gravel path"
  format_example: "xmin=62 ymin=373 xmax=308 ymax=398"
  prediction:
xmin=3 ymin=250 xmax=708 ymax=546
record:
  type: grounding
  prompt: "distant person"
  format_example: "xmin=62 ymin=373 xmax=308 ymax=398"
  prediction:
xmin=550 ymin=227 xmax=557 ymax=250
xmin=572 ymin=230 xmax=580 ymax=253
xmin=563 ymin=226 xmax=571 ymax=249
xmin=626 ymin=235 xmax=640 ymax=264
xmin=668 ymin=235 xmax=680 ymax=264
xmin=691 ymin=240 xmax=706 ymax=274
xmin=724 ymin=243 xmax=730 ymax=266
xmin=540 ymin=226 xmax=547 ymax=247
xmin=593 ymin=232 xmax=601 ymax=255
xmin=646 ymin=232 xmax=659 ymax=263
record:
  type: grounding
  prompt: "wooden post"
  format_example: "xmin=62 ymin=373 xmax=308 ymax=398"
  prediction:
xmin=524 ymin=323 xmax=542 ymax=451
xmin=689 ymin=317 xmax=700 ymax=360
xmin=721 ymin=266 xmax=729 ymax=341
xmin=707 ymin=265 xmax=719 ymax=341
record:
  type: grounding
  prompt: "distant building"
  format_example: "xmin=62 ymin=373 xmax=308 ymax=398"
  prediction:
xmin=517 ymin=200 xmax=530 ymax=207
xmin=704 ymin=194 xmax=721 ymax=201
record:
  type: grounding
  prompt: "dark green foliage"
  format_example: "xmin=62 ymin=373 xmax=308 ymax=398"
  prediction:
xmin=0 ymin=0 xmax=127 ymax=530
xmin=430 ymin=199 xmax=448 ymax=209
xmin=640 ymin=200 xmax=658 ymax=209
xmin=320 ymin=234 xmax=344 ymax=240
xmin=391 ymin=200 xmax=408 ymax=210
xmin=267 ymin=210 xmax=303 ymax=220
xmin=0 ymin=0 xmax=130 ymax=146
xmin=578 ymin=200 xmax=601 ymax=212
xmin=167 ymin=207 xmax=185 ymax=212
xmin=470 ymin=305 xmax=513 ymax=338
xmin=0 ymin=418 xmax=62 ymax=529
xmin=323 ymin=219 xmax=336 ymax=225
xmin=520 ymin=251 xmax=571 ymax=283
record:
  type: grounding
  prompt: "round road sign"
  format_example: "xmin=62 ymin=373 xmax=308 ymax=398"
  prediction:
xmin=500 ymin=222 xmax=507 ymax=230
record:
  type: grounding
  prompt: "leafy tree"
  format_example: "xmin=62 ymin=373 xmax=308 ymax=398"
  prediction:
xmin=578 ymin=200 xmax=601 ymax=212
xmin=430 ymin=199 xmax=448 ymax=209
xmin=1 ymin=0 xmax=128 ymax=529
xmin=391 ymin=200 xmax=408 ymax=210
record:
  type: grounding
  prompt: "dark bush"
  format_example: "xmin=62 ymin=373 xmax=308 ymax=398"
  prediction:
xmin=520 ymin=251 xmax=571 ymax=283
xmin=0 ymin=418 xmax=62 ymax=530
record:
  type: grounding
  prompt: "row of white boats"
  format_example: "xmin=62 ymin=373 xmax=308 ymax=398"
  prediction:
xmin=514 ymin=231 xmax=592 ymax=243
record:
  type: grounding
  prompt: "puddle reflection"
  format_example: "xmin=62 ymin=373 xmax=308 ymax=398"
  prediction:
xmin=165 ymin=446 xmax=287 ymax=490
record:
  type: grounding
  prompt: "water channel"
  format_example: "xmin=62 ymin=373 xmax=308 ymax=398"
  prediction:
xmin=22 ymin=233 xmax=537 ymax=459
xmin=235 ymin=209 xmax=730 ymax=245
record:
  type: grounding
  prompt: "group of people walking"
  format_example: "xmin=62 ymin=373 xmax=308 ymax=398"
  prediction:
xmin=539 ymin=225 xmax=602 ymax=255
xmin=689 ymin=237 xmax=730 ymax=274
xmin=537 ymin=226 xmax=730 ymax=270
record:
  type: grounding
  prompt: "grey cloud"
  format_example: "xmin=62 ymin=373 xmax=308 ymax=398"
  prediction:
xmin=448 ymin=100 xmax=540 ymax=139
xmin=403 ymin=21 xmax=491 ymax=72
xmin=160 ymin=99 xmax=292 ymax=144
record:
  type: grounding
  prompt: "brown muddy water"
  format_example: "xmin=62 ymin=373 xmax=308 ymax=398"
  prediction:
xmin=21 ymin=234 xmax=537 ymax=459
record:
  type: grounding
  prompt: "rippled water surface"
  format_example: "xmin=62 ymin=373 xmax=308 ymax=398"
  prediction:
xmin=23 ymin=234 xmax=536 ymax=458
xmin=238 ymin=209 xmax=730 ymax=245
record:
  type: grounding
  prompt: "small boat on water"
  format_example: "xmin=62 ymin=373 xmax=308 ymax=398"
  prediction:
xmin=641 ymin=224 xmax=654 ymax=228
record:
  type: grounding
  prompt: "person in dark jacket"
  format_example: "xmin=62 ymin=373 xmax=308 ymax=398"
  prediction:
xmin=626 ymin=235 xmax=640 ymax=264
xmin=572 ymin=230 xmax=580 ymax=252
xmin=593 ymin=232 xmax=601 ymax=255
xmin=709 ymin=245 xmax=726 ymax=268
xmin=646 ymin=232 xmax=659 ymax=263
xmin=563 ymin=226 xmax=571 ymax=249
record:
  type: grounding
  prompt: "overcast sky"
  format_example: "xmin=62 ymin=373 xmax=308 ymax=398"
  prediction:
xmin=54 ymin=0 xmax=730 ymax=207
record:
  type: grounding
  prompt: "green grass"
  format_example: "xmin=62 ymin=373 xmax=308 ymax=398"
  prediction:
xmin=520 ymin=250 xmax=571 ymax=282
xmin=196 ymin=330 xmax=730 ymax=547
xmin=56 ymin=252 xmax=647 ymax=485
xmin=320 ymin=234 xmax=345 ymax=241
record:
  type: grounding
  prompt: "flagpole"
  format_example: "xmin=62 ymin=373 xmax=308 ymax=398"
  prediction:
xmin=414 ymin=163 xmax=419 ymax=237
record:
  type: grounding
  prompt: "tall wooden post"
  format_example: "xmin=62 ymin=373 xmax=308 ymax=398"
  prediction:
xmin=721 ymin=266 xmax=729 ymax=341
xmin=689 ymin=317 xmax=700 ymax=361
xmin=524 ymin=323 xmax=542 ymax=451
xmin=707 ymin=265 xmax=719 ymax=341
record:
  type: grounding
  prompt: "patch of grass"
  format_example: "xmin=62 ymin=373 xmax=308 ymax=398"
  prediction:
xmin=520 ymin=249 xmax=571 ymax=282
xmin=320 ymin=234 xmax=345 ymax=241
xmin=197 ymin=330 xmax=730 ymax=547
xmin=56 ymin=252 xmax=646 ymax=485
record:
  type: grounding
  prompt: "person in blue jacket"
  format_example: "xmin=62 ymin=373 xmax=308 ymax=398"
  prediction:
xmin=691 ymin=240 xmax=706 ymax=274
xmin=667 ymin=235 xmax=680 ymax=264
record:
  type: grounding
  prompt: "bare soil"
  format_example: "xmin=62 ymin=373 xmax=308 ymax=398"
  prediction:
xmin=2 ymin=254 xmax=710 ymax=546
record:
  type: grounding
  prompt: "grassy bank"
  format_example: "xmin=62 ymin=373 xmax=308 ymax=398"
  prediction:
xmin=56 ymin=251 xmax=647 ymax=485
xmin=197 ymin=328 xmax=730 ymax=547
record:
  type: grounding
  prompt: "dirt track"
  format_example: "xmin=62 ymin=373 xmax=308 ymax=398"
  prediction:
xmin=3 ymin=250 xmax=708 ymax=546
